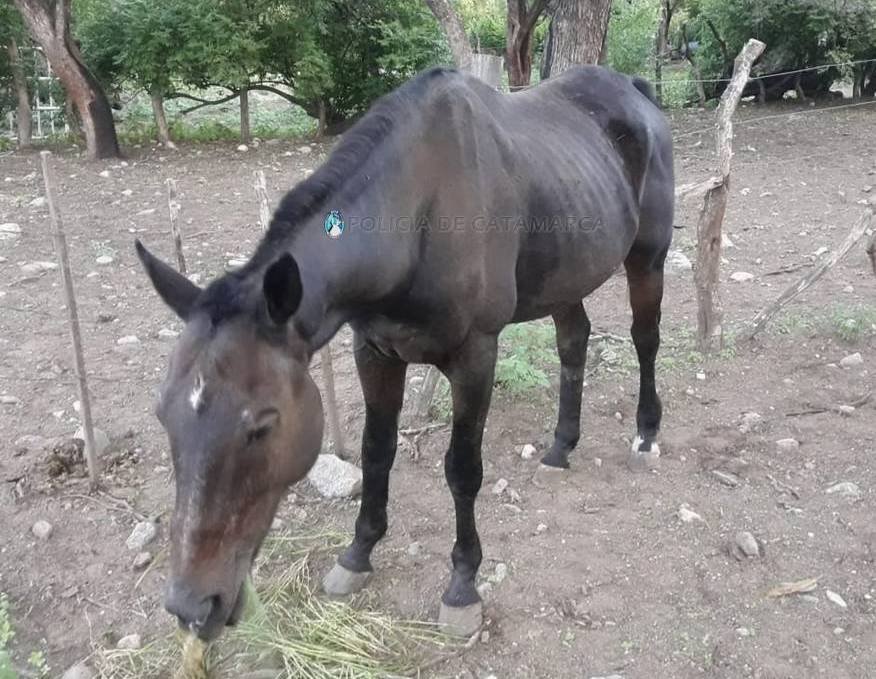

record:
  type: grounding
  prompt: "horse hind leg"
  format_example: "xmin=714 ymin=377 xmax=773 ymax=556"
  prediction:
xmin=541 ymin=303 xmax=591 ymax=469
xmin=624 ymin=241 xmax=667 ymax=471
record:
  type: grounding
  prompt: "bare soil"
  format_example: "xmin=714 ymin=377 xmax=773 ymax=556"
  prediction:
xmin=1 ymin=100 xmax=875 ymax=679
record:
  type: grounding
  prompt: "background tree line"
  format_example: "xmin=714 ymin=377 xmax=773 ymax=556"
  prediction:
xmin=1 ymin=0 xmax=875 ymax=159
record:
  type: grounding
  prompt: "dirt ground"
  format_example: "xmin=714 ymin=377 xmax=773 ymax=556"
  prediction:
xmin=1 ymin=99 xmax=875 ymax=679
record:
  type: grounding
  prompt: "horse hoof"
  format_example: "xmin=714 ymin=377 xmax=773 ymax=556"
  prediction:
xmin=627 ymin=436 xmax=660 ymax=472
xmin=533 ymin=462 xmax=567 ymax=488
xmin=322 ymin=562 xmax=371 ymax=597
xmin=438 ymin=600 xmax=483 ymax=637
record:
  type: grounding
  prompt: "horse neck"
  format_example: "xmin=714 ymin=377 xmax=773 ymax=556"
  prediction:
xmin=284 ymin=174 xmax=419 ymax=353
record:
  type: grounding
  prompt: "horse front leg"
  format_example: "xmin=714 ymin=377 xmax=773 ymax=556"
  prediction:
xmin=323 ymin=335 xmax=407 ymax=596
xmin=438 ymin=332 xmax=497 ymax=637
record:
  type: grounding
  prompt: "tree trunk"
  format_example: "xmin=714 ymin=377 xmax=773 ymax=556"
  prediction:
xmin=541 ymin=0 xmax=612 ymax=78
xmin=316 ymin=98 xmax=327 ymax=138
xmin=239 ymin=87 xmax=251 ymax=143
xmin=7 ymin=37 xmax=32 ymax=149
xmin=654 ymin=2 xmax=668 ymax=106
xmin=424 ymin=0 xmax=473 ymax=71
xmin=150 ymin=91 xmax=171 ymax=145
xmin=12 ymin=0 xmax=120 ymax=159
xmin=506 ymin=0 xmax=548 ymax=89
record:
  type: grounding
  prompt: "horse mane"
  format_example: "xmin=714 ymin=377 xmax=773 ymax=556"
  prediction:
xmin=196 ymin=67 xmax=458 ymax=324
xmin=245 ymin=67 xmax=458 ymax=272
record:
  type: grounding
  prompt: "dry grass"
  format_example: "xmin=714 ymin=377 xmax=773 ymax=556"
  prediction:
xmin=94 ymin=531 xmax=456 ymax=679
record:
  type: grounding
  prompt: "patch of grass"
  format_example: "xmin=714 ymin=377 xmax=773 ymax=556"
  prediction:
xmin=495 ymin=321 xmax=557 ymax=394
xmin=95 ymin=531 xmax=456 ymax=679
xmin=0 ymin=593 xmax=50 ymax=679
xmin=772 ymin=303 xmax=876 ymax=343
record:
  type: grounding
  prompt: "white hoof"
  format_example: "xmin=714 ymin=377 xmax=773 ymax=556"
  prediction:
xmin=438 ymin=600 xmax=483 ymax=637
xmin=322 ymin=562 xmax=371 ymax=597
xmin=628 ymin=435 xmax=661 ymax=471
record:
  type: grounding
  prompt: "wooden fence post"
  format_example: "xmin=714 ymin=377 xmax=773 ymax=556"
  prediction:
xmin=166 ymin=178 xmax=186 ymax=274
xmin=694 ymin=38 xmax=765 ymax=352
xmin=40 ymin=151 xmax=100 ymax=489
xmin=254 ymin=170 xmax=270 ymax=232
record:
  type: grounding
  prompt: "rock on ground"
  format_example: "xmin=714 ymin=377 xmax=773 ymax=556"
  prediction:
xmin=116 ymin=633 xmax=142 ymax=650
xmin=132 ymin=551 xmax=153 ymax=571
xmin=730 ymin=271 xmax=755 ymax=282
xmin=738 ymin=411 xmax=763 ymax=434
xmin=520 ymin=443 xmax=537 ymax=460
xmin=307 ymin=454 xmax=362 ymax=498
xmin=776 ymin=438 xmax=800 ymax=453
xmin=732 ymin=531 xmax=761 ymax=559
xmin=839 ymin=352 xmax=863 ymax=368
xmin=666 ymin=249 xmax=693 ymax=272
xmin=61 ymin=663 xmax=95 ymax=679
xmin=825 ymin=481 xmax=862 ymax=499
xmin=32 ymin=520 xmax=53 ymax=540
xmin=677 ymin=504 xmax=703 ymax=523
xmin=73 ymin=426 xmax=110 ymax=458
xmin=126 ymin=521 xmax=158 ymax=551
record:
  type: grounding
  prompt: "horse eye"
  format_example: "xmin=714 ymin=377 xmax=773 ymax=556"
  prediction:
xmin=245 ymin=409 xmax=279 ymax=444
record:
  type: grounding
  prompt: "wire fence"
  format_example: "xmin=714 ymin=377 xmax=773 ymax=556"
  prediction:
xmin=508 ymin=57 xmax=876 ymax=91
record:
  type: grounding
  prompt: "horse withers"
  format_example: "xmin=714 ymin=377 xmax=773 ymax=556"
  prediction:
xmin=137 ymin=65 xmax=674 ymax=640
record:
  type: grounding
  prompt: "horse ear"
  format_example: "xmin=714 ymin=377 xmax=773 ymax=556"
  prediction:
xmin=135 ymin=240 xmax=202 ymax=320
xmin=263 ymin=253 xmax=302 ymax=326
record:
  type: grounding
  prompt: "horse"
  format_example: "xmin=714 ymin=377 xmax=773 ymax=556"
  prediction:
xmin=136 ymin=64 xmax=674 ymax=640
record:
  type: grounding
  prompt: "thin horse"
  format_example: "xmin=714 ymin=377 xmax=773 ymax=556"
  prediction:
xmin=137 ymin=65 xmax=673 ymax=640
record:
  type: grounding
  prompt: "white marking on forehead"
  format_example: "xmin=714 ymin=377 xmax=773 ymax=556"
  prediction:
xmin=189 ymin=372 xmax=205 ymax=411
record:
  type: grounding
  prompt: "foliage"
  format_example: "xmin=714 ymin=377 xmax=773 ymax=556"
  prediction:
xmin=604 ymin=0 xmax=661 ymax=76
xmin=688 ymin=0 xmax=876 ymax=83
xmin=495 ymin=322 xmax=557 ymax=394
xmin=457 ymin=0 xmax=506 ymax=53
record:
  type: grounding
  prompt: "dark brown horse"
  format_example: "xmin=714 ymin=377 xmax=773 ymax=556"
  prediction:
xmin=137 ymin=65 xmax=674 ymax=640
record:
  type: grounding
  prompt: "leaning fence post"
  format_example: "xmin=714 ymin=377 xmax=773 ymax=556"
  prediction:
xmin=166 ymin=178 xmax=186 ymax=274
xmin=743 ymin=206 xmax=874 ymax=341
xmin=694 ymin=38 xmax=766 ymax=352
xmin=40 ymin=151 xmax=100 ymax=489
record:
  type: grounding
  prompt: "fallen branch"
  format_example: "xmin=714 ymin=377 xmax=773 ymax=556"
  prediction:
xmin=743 ymin=206 xmax=874 ymax=341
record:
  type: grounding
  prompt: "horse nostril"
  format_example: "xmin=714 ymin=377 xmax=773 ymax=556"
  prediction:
xmin=164 ymin=582 xmax=217 ymax=631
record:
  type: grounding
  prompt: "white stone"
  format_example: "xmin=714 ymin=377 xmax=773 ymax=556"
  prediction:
xmin=299 ymin=145 xmax=312 ymax=155
xmin=666 ymin=249 xmax=692 ymax=272
xmin=121 ymin=189 xmax=133 ymax=197
xmin=126 ymin=521 xmax=158 ymax=551
xmin=520 ymin=443 xmax=536 ymax=460
xmin=62 ymin=663 xmax=95 ymax=679
xmin=407 ymin=542 xmax=421 ymax=557
xmin=307 ymin=454 xmax=362 ymax=498
xmin=839 ymin=352 xmax=863 ymax=368
xmin=20 ymin=261 xmax=58 ymax=275
xmin=96 ymin=255 xmax=114 ymax=265
xmin=776 ymin=438 xmax=800 ymax=453
xmin=32 ymin=520 xmax=53 ymax=540
xmin=0 ymin=395 xmax=20 ymax=405
xmin=491 ymin=478 xmax=508 ymax=495
xmin=136 ymin=208 xmax=156 ymax=216
xmin=825 ymin=481 xmax=862 ymax=499
xmin=29 ymin=196 xmax=46 ymax=208
xmin=237 ymin=144 xmax=249 ymax=152
xmin=73 ymin=426 xmax=110 ymax=457
xmin=116 ymin=634 xmax=142 ymax=650
xmin=825 ymin=590 xmax=847 ymax=609
xmin=738 ymin=411 xmax=762 ymax=434
xmin=132 ymin=552 xmax=153 ymax=571
xmin=158 ymin=328 xmax=179 ymax=339
xmin=116 ymin=335 xmax=140 ymax=345
xmin=677 ymin=504 xmax=703 ymax=523
xmin=730 ymin=271 xmax=755 ymax=282
xmin=489 ymin=562 xmax=508 ymax=584
xmin=734 ymin=531 xmax=760 ymax=558
xmin=0 ymin=222 xmax=21 ymax=238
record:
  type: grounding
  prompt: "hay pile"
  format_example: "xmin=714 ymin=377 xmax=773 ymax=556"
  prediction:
xmin=95 ymin=531 xmax=454 ymax=679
